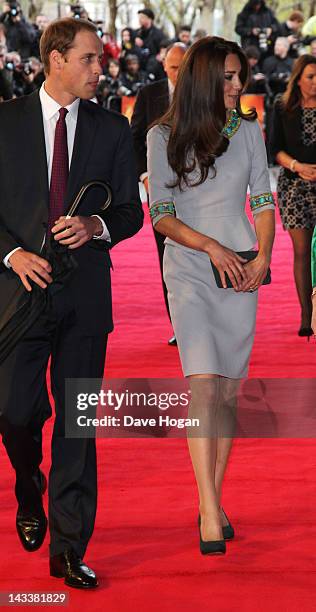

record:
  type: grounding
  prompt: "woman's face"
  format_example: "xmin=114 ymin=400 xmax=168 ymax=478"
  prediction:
xmin=297 ymin=63 xmax=316 ymax=99
xmin=122 ymin=30 xmax=131 ymax=44
xmin=109 ymin=62 xmax=119 ymax=78
xmin=224 ymin=54 xmax=243 ymax=110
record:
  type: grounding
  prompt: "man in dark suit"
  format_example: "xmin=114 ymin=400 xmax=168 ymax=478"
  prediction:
xmin=0 ymin=17 xmax=143 ymax=588
xmin=131 ymin=43 xmax=186 ymax=345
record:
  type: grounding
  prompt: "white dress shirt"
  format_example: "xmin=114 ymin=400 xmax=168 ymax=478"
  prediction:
xmin=4 ymin=83 xmax=110 ymax=268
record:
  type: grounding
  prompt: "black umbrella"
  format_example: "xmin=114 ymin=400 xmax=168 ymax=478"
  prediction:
xmin=0 ymin=180 xmax=112 ymax=366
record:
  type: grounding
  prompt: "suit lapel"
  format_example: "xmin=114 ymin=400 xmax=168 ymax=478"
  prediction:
xmin=65 ymin=100 xmax=98 ymax=208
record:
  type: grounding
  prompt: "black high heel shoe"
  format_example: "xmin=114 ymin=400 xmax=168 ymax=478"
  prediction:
xmin=221 ymin=508 xmax=235 ymax=541
xmin=198 ymin=515 xmax=226 ymax=555
xmin=298 ymin=327 xmax=313 ymax=342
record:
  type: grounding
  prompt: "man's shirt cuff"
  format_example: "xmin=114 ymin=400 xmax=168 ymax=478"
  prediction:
xmin=91 ymin=215 xmax=111 ymax=242
xmin=3 ymin=246 xmax=22 ymax=268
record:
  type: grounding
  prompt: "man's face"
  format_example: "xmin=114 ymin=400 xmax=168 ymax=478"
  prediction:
xmin=179 ymin=30 xmax=191 ymax=45
xmin=164 ymin=46 xmax=186 ymax=87
xmin=289 ymin=20 xmax=302 ymax=33
xmin=52 ymin=30 xmax=103 ymax=99
xmin=36 ymin=15 xmax=49 ymax=31
xmin=274 ymin=39 xmax=288 ymax=58
xmin=138 ymin=14 xmax=151 ymax=29
xmin=126 ymin=58 xmax=139 ymax=75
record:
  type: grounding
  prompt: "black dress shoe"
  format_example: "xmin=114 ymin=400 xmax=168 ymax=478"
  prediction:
xmin=15 ymin=469 xmax=47 ymax=552
xmin=50 ymin=549 xmax=98 ymax=589
xmin=168 ymin=335 xmax=177 ymax=346
xmin=16 ymin=507 xmax=47 ymax=552
xmin=198 ymin=515 xmax=226 ymax=555
xmin=221 ymin=508 xmax=235 ymax=541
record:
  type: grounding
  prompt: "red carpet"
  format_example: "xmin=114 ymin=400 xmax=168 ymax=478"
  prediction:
xmin=0 ymin=204 xmax=315 ymax=611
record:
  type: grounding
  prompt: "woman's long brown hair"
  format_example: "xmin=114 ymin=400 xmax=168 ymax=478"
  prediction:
xmin=155 ymin=36 xmax=256 ymax=190
xmin=282 ymin=55 xmax=316 ymax=113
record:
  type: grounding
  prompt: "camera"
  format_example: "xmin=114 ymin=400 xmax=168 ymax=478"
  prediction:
xmin=70 ymin=4 xmax=83 ymax=19
xmin=8 ymin=3 xmax=21 ymax=17
xmin=258 ymin=29 xmax=268 ymax=52
xmin=21 ymin=60 xmax=33 ymax=76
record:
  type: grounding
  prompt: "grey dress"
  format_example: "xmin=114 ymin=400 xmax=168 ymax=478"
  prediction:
xmin=147 ymin=112 xmax=275 ymax=378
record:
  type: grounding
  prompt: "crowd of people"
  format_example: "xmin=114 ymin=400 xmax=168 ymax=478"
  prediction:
xmin=0 ymin=2 xmax=205 ymax=105
xmin=1 ymin=1 xmax=316 ymax=109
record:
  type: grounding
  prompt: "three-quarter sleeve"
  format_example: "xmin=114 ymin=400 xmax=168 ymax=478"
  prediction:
xmin=248 ymin=120 xmax=275 ymax=216
xmin=312 ymin=227 xmax=316 ymax=288
xmin=147 ymin=125 xmax=176 ymax=227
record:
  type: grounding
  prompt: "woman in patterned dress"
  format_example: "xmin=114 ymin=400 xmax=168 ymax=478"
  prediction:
xmin=271 ymin=55 xmax=316 ymax=338
xmin=147 ymin=37 xmax=275 ymax=555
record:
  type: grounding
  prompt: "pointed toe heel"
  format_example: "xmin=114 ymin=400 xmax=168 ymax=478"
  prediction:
xmin=198 ymin=515 xmax=226 ymax=555
xmin=221 ymin=508 xmax=235 ymax=541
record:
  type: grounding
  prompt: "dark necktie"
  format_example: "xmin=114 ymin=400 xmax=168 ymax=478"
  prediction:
xmin=48 ymin=107 xmax=69 ymax=232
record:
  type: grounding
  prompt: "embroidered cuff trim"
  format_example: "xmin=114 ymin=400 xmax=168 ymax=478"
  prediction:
xmin=250 ymin=192 xmax=275 ymax=211
xmin=150 ymin=201 xmax=175 ymax=222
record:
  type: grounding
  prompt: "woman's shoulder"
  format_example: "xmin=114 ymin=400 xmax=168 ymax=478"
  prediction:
xmin=147 ymin=123 xmax=170 ymax=145
xmin=239 ymin=116 xmax=262 ymax=139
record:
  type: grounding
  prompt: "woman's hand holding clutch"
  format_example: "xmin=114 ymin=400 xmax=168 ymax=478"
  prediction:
xmin=206 ymin=241 xmax=248 ymax=291
xmin=239 ymin=253 xmax=271 ymax=293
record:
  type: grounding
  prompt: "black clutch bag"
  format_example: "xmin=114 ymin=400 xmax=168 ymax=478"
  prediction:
xmin=211 ymin=250 xmax=271 ymax=289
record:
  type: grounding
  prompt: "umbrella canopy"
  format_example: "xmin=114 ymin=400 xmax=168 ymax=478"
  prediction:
xmin=0 ymin=180 xmax=112 ymax=366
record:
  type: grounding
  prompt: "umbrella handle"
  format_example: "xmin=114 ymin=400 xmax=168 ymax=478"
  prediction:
xmin=65 ymin=180 xmax=112 ymax=218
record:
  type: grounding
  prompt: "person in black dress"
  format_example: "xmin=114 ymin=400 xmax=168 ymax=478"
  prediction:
xmin=270 ymin=55 xmax=316 ymax=337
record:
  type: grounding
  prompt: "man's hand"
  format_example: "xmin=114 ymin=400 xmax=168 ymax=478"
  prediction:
xmin=52 ymin=215 xmax=102 ymax=249
xmin=143 ymin=176 xmax=149 ymax=194
xmin=9 ymin=249 xmax=52 ymax=292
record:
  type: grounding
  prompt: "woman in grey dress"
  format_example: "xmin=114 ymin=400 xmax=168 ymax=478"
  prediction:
xmin=147 ymin=37 xmax=275 ymax=555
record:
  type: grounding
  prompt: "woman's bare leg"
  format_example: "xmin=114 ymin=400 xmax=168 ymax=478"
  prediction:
xmin=187 ymin=374 xmax=222 ymax=541
xmin=215 ymin=377 xmax=240 ymax=526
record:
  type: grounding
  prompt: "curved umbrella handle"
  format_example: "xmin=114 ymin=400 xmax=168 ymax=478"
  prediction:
xmin=66 ymin=180 xmax=112 ymax=218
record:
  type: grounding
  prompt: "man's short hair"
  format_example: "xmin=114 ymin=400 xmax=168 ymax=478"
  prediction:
xmin=40 ymin=17 xmax=97 ymax=74
xmin=138 ymin=8 xmax=155 ymax=21
xmin=244 ymin=45 xmax=261 ymax=60
xmin=179 ymin=25 xmax=191 ymax=33
xmin=288 ymin=11 xmax=304 ymax=24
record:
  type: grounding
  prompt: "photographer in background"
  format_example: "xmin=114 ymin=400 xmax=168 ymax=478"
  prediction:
xmin=135 ymin=8 xmax=166 ymax=71
xmin=0 ymin=1 xmax=35 ymax=59
xmin=145 ymin=39 xmax=169 ymax=81
xmin=244 ymin=45 xmax=271 ymax=95
xmin=3 ymin=50 xmax=43 ymax=97
xmin=262 ymin=36 xmax=293 ymax=99
xmin=235 ymin=0 xmax=279 ymax=63
xmin=96 ymin=57 xmax=121 ymax=111
xmin=0 ymin=42 xmax=12 ymax=100
xmin=118 ymin=53 xmax=148 ymax=97
xmin=70 ymin=3 xmax=90 ymax=21
xmin=278 ymin=11 xmax=305 ymax=58
xmin=30 ymin=14 xmax=49 ymax=58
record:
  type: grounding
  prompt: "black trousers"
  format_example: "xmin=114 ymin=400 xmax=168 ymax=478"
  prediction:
xmin=0 ymin=287 xmax=107 ymax=557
